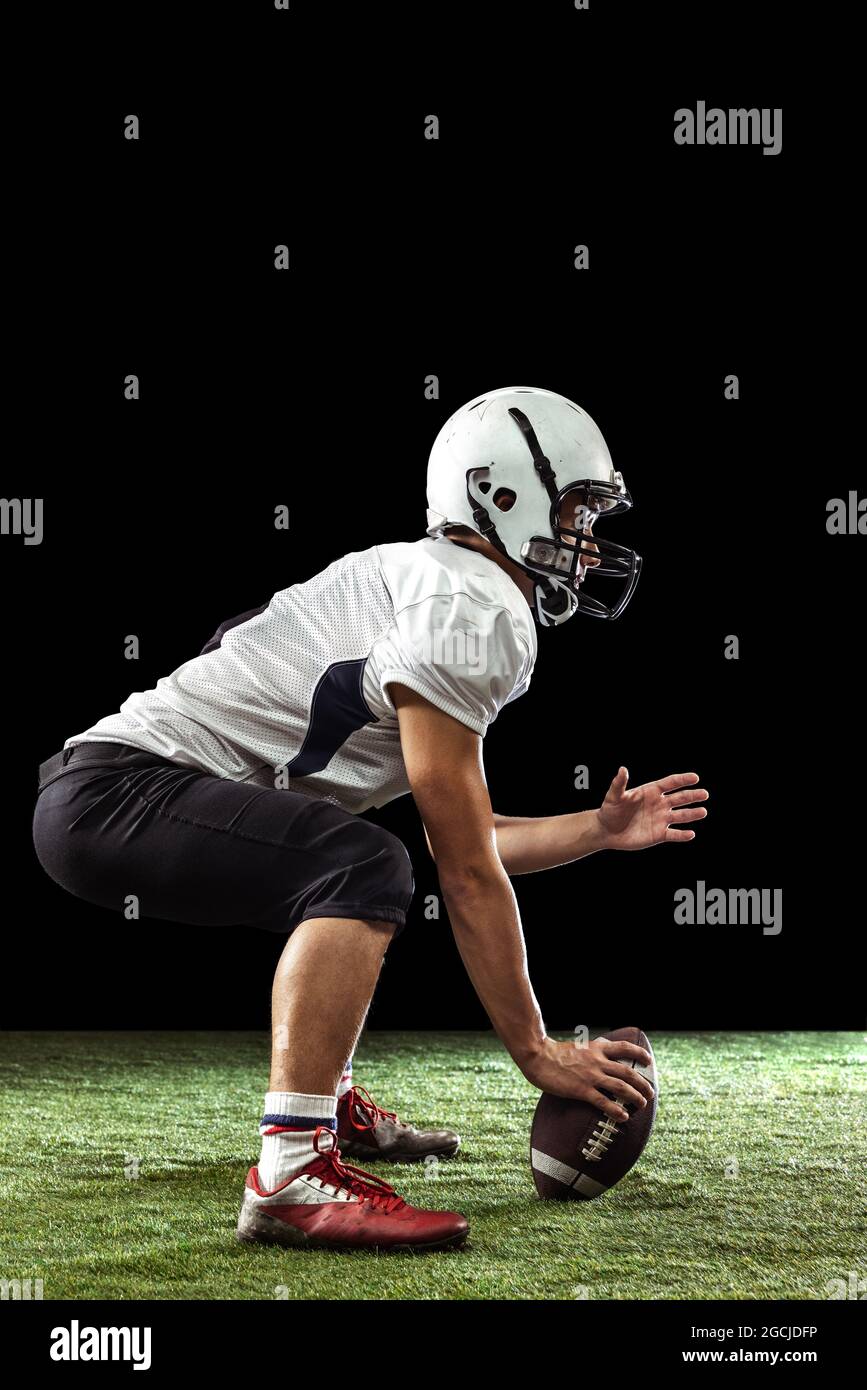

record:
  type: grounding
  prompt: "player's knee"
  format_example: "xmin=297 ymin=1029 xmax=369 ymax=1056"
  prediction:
xmin=330 ymin=819 xmax=414 ymax=930
xmin=364 ymin=824 xmax=415 ymax=914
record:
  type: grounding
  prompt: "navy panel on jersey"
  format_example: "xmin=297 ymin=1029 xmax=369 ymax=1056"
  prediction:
xmin=284 ymin=659 xmax=378 ymax=777
xmin=199 ymin=603 xmax=268 ymax=656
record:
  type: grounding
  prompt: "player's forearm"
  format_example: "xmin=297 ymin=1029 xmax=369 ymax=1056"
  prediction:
xmin=438 ymin=865 xmax=546 ymax=1064
xmin=493 ymin=809 xmax=608 ymax=875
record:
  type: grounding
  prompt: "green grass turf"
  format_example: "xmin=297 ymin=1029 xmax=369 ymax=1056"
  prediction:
xmin=0 ymin=1031 xmax=864 ymax=1300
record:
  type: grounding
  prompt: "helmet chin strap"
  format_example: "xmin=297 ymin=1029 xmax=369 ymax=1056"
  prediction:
xmin=533 ymin=576 xmax=579 ymax=627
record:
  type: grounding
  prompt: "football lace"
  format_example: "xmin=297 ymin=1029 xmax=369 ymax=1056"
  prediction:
xmin=581 ymin=1113 xmax=622 ymax=1162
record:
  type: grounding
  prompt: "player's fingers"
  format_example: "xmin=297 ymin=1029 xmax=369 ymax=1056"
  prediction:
xmin=598 ymin=1039 xmax=652 ymax=1067
xmin=665 ymin=787 xmax=709 ymax=807
xmin=597 ymin=1074 xmax=649 ymax=1110
xmin=657 ymin=772 xmax=700 ymax=793
xmin=608 ymin=766 xmax=628 ymax=798
xmin=665 ymin=828 xmax=696 ymax=842
xmin=599 ymin=1061 xmax=654 ymax=1103
xmin=587 ymin=1089 xmax=630 ymax=1123
xmin=667 ymin=806 xmax=708 ymax=824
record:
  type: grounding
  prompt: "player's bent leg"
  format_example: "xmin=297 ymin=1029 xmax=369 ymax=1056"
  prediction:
xmin=268 ymin=915 xmax=396 ymax=1096
xmin=263 ymin=824 xmax=460 ymax=1166
xmin=32 ymin=750 xmax=467 ymax=1251
xmin=243 ymin=911 xmax=468 ymax=1252
xmin=268 ymin=816 xmax=416 ymax=939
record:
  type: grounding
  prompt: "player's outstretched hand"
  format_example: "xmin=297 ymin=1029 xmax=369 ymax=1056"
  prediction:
xmin=520 ymin=1035 xmax=654 ymax=1121
xmin=598 ymin=767 xmax=709 ymax=851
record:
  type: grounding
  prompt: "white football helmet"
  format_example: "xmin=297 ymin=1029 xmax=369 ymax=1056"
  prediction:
xmin=426 ymin=386 xmax=642 ymax=625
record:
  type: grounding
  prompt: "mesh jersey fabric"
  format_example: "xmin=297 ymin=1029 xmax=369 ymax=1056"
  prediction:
xmin=64 ymin=536 xmax=537 ymax=814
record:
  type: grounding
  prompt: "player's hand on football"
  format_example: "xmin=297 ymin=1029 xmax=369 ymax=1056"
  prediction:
xmin=597 ymin=767 xmax=709 ymax=851
xmin=521 ymin=1035 xmax=654 ymax=1121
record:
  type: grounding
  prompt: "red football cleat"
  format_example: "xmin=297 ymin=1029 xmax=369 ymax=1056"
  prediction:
xmin=236 ymin=1127 xmax=468 ymax=1251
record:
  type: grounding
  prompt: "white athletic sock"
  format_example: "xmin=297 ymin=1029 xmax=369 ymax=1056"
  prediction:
xmin=258 ymin=1091 xmax=337 ymax=1192
xmin=337 ymin=1056 xmax=354 ymax=1100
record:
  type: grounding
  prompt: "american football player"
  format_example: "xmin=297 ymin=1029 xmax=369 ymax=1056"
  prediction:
xmin=33 ymin=386 xmax=707 ymax=1251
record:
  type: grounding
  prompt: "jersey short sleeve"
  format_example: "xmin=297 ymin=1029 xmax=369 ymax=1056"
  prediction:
xmin=366 ymin=589 xmax=533 ymax=735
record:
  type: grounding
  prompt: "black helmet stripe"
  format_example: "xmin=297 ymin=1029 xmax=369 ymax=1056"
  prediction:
xmin=507 ymin=408 xmax=559 ymax=502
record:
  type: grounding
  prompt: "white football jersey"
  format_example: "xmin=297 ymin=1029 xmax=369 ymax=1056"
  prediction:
xmin=65 ymin=537 xmax=537 ymax=813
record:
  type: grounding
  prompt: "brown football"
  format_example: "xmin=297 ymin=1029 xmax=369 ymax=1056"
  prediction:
xmin=530 ymin=1026 xmax=658 ymax=1200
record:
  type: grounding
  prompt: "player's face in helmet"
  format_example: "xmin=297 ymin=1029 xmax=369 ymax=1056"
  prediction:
xmin=488 ymin=485 xmax=600 ymax=578
xmin=556 ymin=487 xmax=602 ymax=580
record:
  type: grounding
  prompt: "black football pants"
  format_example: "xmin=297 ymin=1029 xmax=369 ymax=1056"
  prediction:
xmin=33 ymin=742 xmax=414 ymax=936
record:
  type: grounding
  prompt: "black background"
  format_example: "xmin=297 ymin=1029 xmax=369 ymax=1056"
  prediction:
xmin=6 ymin=3 xmax=860 ymax=1030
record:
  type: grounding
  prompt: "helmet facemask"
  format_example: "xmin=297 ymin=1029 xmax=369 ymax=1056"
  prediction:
xmin=521 ymin=479 xmax=643 ymax=623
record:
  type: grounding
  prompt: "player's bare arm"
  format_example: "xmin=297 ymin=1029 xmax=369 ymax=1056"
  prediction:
xmin=392 ymin=682 xmax=654 ymax=1122
xmin=424 ymin=772 xmax=709 ymax=875
xmin=486 ymin=769 xmax=709 ymax=872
